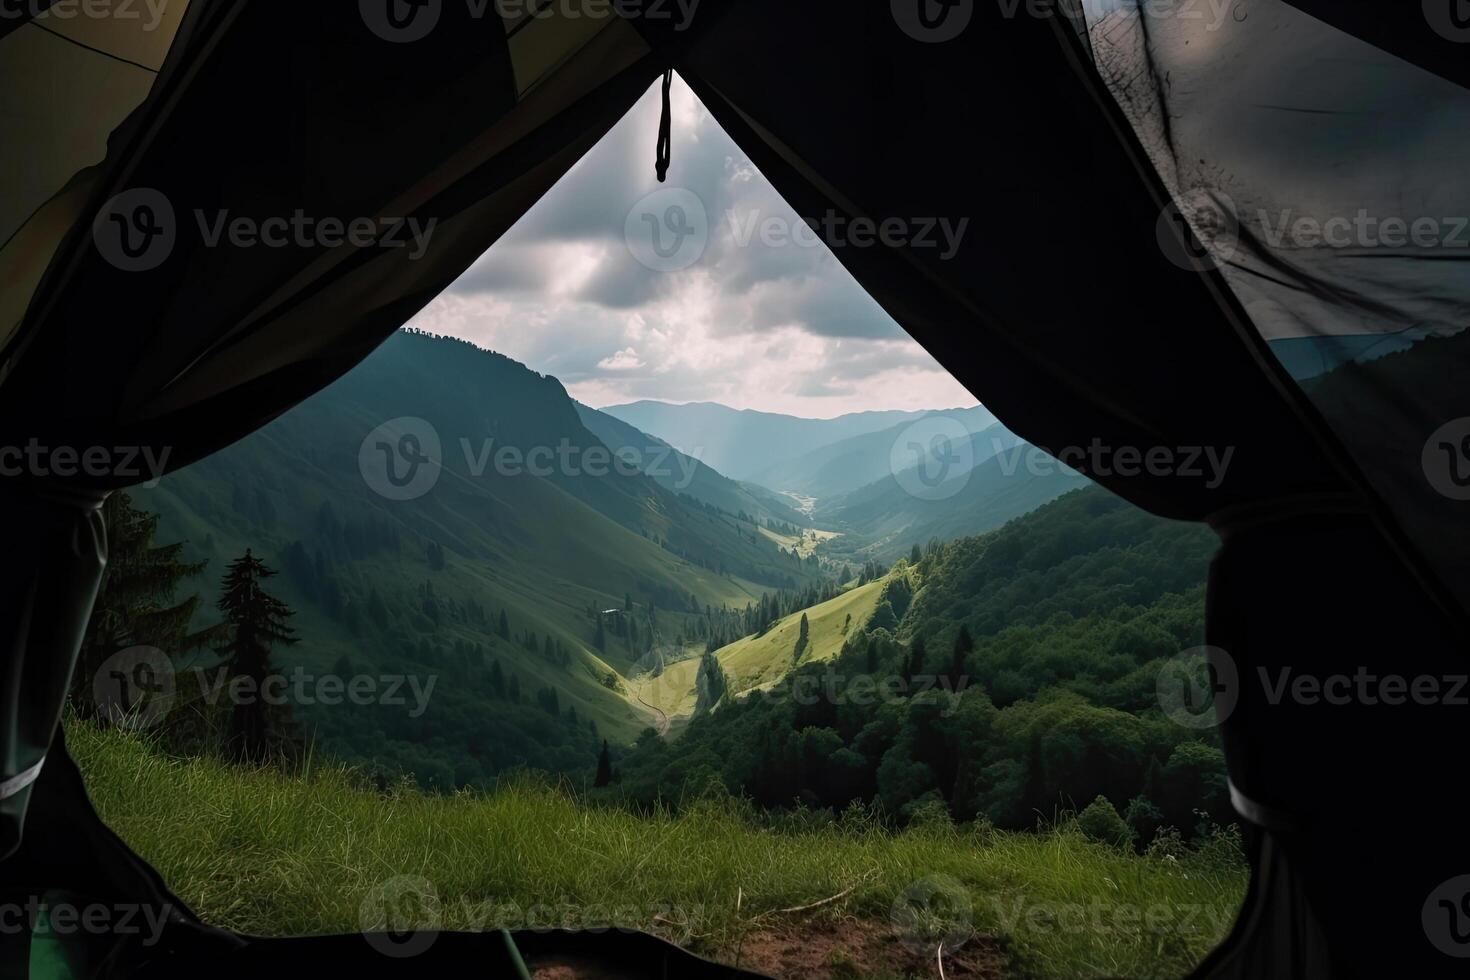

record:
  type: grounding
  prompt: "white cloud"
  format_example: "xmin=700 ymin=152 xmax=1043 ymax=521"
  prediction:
xmin=597 ymin=348 xmax=645 ymax=371
xmin=407 ymin=74 xmax=979 ymax=419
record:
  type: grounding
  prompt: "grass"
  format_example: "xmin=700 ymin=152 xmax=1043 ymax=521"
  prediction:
xmin=73 ymin=723 xmax=1247 ymax=978
xmin=715 ymin=577 xmax=887 ymax=694
xmin=628 ymin=577 xmax=889 ymax=731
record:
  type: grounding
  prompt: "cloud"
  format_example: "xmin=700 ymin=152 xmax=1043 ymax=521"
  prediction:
xmin=597 ymin=348 xmax=645 ymax=371
xmin=408 ymin=75 xmax=979 ymax=418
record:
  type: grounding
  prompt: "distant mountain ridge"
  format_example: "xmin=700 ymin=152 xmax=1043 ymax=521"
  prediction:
xmin=749 ymin=405 xmax=999 ymax=500
xmin=599 ymin=397 xmax=1079 ymax=565
xmin=599 ymin=400 xmax=977 ymax=481
xmin=573 ymin=402 xmax=809 ymax=527
xmin=140 ymin=331 xmax=827 ymax=787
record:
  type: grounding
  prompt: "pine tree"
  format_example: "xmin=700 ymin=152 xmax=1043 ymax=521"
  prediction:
xmin=498 ymin=609 xmax=510 ymax=641
xmin=949 ymin=625 xmax=974 ymax=686
xmin=905 ymin=635 xmax=927 ymax=685
xmin=794 ymin=612 xmax=810 ymax=661
xmin=594 ymin=740 xmax=613 ymax=787
xmin=216 ymin=550 xmax=298 ymax=764
xmin=74 ymin=492 xmax=223 ymax=716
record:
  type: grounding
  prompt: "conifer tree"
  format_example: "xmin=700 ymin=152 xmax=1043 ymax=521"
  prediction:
xmin=949 ymin=625 xmax=974 ymax=687
xmin=594 ymin=740 xmax=613 ymax=787
xmin=217 ymin=549 xmax=298 ymax=764
xmin=75 ymin=492 xmax=223 ymax=716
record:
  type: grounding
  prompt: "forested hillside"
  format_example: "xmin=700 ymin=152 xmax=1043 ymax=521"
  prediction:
xmin=615 ymin=487 xmax=1229 ymax=843
xmin=134 ymin=331 xmax=829 ymax=787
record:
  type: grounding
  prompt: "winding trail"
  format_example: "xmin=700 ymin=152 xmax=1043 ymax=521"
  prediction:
xmin=632 ymin=679 xmax=671 ymax=737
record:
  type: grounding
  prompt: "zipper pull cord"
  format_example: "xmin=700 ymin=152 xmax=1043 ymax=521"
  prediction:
xmin=655 ymin=69 xmax=673 ymax=182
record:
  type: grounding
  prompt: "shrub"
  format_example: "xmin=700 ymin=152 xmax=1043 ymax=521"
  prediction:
xmin=1123 ymin=794 xmax=1163 ymax=850
xmin=1076 ymin=795 xmax=1135 ymax=849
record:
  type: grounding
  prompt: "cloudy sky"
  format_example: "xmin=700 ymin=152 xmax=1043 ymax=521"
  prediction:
xmin=406 ymin=75 xmax=978 ymax=419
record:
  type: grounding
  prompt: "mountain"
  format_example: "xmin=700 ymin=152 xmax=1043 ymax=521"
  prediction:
xmin=812 ymin=433 xmax=1087 ymax=563
xmin=749 ymin=406 xmax=999 ymax=501
xmin=598 ymin=401 xmax=966 ymax=481
xmin=138 ymin=331 xmax=828 ymax=789
xmin=615 ymin=485 xmax=1228 ymax=835
xmin=573 ymin=402 xmax=808 ymax=527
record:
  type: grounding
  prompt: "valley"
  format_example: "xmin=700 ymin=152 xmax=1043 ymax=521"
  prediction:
xmin=131 ymin=329 xmax=1154 ymax=794
xmin=89 ymin=329 xmax=1245 ymax=979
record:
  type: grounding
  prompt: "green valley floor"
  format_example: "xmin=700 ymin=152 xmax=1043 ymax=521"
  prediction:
xmin=72 ymin=724 xmax=1247 ymax=979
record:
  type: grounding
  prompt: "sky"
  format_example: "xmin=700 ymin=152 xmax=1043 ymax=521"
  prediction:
xmin=405 ymin=75 xmax=979 ymax=419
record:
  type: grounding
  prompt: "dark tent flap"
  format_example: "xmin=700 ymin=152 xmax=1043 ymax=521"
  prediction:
xmin=667 ymin=0 xmax=1349 ymax=523
xmin=0 ymin=1 xmax=659 ymax=475
xmin=0 ymin=1 xmax=659 ymax=860
xmin=1086 ymin=1 xmax=1470 ymax=618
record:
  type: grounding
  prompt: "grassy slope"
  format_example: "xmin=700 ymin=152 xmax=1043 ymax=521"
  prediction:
xmin=74 ymin=723 xmax=1244 ymax=979
xmin=631 ymin=577 xmax=890 ymax=731
xmin=717 ymin=577 xmax=886 ymax=694
xmin=758 ymin=525 xmax=840 ymax=558
xmin=139 ymin=332 xmax=817 ymax=746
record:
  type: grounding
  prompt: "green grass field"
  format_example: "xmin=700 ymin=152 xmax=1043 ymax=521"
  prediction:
xmin=715 ymin=577 xmax=886 ymax=694
xmin=629 ymin=577 xmax=889 ymax=731
xmin=72 ymin=722 xmax=1246 ymax=979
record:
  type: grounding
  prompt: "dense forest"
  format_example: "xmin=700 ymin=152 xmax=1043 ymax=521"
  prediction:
xmin=610 ymin=487 xmax=1229 ymax=846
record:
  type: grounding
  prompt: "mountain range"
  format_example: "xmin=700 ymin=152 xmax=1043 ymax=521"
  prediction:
xmin=600 ymin=400 xmax=973 ymax=482
xmin=138 ymin=330 xmax=1083 ymax=786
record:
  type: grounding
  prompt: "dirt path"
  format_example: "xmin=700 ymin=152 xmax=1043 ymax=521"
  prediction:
xmin=631 ymin=682 xmax=670 ymax=737
xmin=527 ymin=920 xmax=1005 ymax=978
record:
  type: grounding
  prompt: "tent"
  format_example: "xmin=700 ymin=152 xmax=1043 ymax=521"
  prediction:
xmin=2 ymin=0 xmax=1466 ymax=975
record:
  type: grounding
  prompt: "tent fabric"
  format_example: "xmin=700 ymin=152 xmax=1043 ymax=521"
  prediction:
xmin=0 ymin=1 xmax=1467 ymax=976
xmin=0 ymin=0 xmax=193 ymax=357
xmin=0 ymin=0 xmax=660 ymax=879
xmin=1085 ymin=0 xmax=1470 ymax=624
xmin=1190 ymin=831 xmax=1333 ymax=979
xmin=672 ymin=1 xmax=1353 ymax=520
